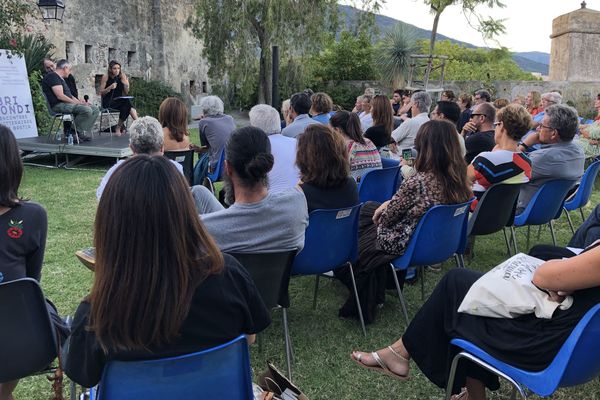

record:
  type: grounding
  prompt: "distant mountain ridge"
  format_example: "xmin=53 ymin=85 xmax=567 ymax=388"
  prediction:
xmin=338 ymin=4 xmax=550 ymax=75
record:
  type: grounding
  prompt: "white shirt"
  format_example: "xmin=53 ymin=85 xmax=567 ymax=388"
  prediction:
xmin=360 ymin=112 xmax=373 ymax=132
xmin=268 ymin=134 xmax=300 ymax=194
xmin=391 ymin=112 xmax=430 ymax=148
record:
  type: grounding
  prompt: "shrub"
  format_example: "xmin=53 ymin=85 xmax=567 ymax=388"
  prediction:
xmin=129 ymin=78 xmax=183 ymax=118
xmin=18 ymin=34 xmax=54 ymax=75
xmin=29 ymin=70 xmax=53 ymax=135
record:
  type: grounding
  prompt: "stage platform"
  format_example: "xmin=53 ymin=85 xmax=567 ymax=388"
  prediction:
xmin=18 ymin=134 xmax=132 ymax=167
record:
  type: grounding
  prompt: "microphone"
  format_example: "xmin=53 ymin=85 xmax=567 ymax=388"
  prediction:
xmin=84 ymin=95 xmax=89 ymax=102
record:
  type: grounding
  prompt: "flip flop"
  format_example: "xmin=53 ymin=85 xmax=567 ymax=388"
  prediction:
xmin=351 ymin=346 xmax=410 ymax=380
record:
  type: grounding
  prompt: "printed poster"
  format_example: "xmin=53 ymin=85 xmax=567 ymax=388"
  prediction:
xmin=0 ymin=51 xmax=38 ymax=138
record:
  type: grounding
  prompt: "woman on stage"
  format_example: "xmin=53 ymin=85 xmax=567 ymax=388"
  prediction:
xmin=99 ymin=60 xmax=138 ymax=135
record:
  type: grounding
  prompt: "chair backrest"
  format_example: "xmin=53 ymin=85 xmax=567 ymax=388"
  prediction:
xmin=380 ymin=158 xmax=399 ymax=168
xmin=468 ymin=183 xmax=522 ymax=236
xmin=358 ymin=166 xmax=400 ymax=203
xmin=564 ymin=160 xmax=600 ymax=211
xmin=292 ymin=204 xmax=362 ymax=276
xmin=228 ymin=251 xmax=296 ymax=309
xmin=0 ymin=278 xmax=58 ymax=382
xmin=393 ymin=200 xmax=473 ymax=269
xmin=41 ymin=90 xmax=60 ymax=117
xmin=515 ymin=179 xmax=576 ymax=226
xmin=163 ymin=150 xmax=195 ymax=186
xmin=95 ymin=335 xmax=253 ymax=400
xmin=207 ymin=149 xmax=225 ymax=182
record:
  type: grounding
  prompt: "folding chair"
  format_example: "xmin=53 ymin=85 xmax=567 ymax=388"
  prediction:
xmin=204 ymin=149 xmax=225 ymax=194
xmin=358 ymin=166 xmax=401 ymax=203
xmin=42 ymin=91 xmax=76 ymax=143
xmin=563 ymin=159 xmax=600 ymax=234
xmin=164 ymin=150 xmax=195 ymax=186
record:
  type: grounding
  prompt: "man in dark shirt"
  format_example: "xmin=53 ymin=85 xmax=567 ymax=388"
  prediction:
xmin=43 ymin=58 xmax=81 ymax=135
xmin=461 ymin=102 xmax=496 ymax=164
xmin=42 ymin=59 xmax=99 ymax=141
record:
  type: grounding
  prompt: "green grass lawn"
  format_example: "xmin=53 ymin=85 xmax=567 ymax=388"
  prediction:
xmin=13 ymin=161 xmax=600 ymax=400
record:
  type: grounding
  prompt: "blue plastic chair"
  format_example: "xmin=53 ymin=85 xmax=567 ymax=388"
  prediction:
xmin=511 ymin=179 xmax=576 ymax=251
xmin=204 ymin=149 xmax=225 ymax=193
xmin=563 ymin=160 xmax=600 ymax=234
xmin=380 ymin=158 xmax=399 ymax=168
xmin=389 ymin=200 xmax=473 ymax=325
xmin=291 ymin=204 xmax=366 ymax=336
xmin=445 ymin=303 xmax=600 ymax=399
xmin=358 ymin=166 xmax=400 ymax=203
xmin=90 ymin=335 xmax=253 ymax=400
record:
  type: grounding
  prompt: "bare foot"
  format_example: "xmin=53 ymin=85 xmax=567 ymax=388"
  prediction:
xmin=351 ymin=345 xmax=410 ymax=378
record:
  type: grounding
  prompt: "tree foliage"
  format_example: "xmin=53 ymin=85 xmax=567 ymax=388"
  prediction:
xmin=0 ymin=0 xmax=34 ymax=50
xmin=375 ymin=24 xmax=419 ymax=89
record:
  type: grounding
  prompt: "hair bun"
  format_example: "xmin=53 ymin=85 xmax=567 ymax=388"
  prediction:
xmin=244 ymin=153 xmax=274 ymax=180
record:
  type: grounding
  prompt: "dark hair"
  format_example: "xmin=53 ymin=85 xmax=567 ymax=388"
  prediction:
xmin=291 ymin=92 xmax=312 ymax=115
xmin=413 ymin=120 xmax=471 ymax=204
xmin=0 ymin=125 xmax=24 ymax=207
xmin=330 ymin=111 xmax=365 ymax=144
xmin=108 ymin=60 xmax=121 ymax=76
xmin=371 ymin=94 xmax=393 ymax=137
xmin=393 ymin=89 xmax=403 ymax=96
xmin=296 ymin=124 xmax=349 ymax=188
xmin=56 ymin=59 xmax=70 ymax=69
xmin=496 ymin=104 xmax=532 ymax=141
xmin=226 ymin=126 xmax=274 ymax=188
xmin=90 ymin=155 xmax=224 ymax=352
xmin=310 ymin=92 xmax=333 ymax=114
xmin=442 ymin=90 xmax=456 ymax=101
xmin=159 ymin=97 xmax=189 ymax=143
xmin=475 ymin=90 xmax=491 ymax=102
xmin=459 ymin=93 xmax=472 ymax=109
xmin=436 ymin=101 xmax=461 ymax=124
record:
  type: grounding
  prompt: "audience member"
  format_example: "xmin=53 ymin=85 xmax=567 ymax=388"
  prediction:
xmin=330 ymin=111 xmax=382 ymax=181
xmin=352 ymin=95 xmax=364 ymax=115
xmin=64 ymin=155 xmax=271 ymax=388
xmin=282 ymin=93 xmax=319 ymax=138
xmin=390 ymin=90 xmax=403 ymax=116
xmin=457 ymin=93 xmax=473 ymax=132
xmin=360 ymin=95 xmax=374 ymax=132
xmin=195 ymin=95 xmax=236 ymax=184
xmin=281 ymin=99 xmax=292 ymax=127
xmin=351 ymin=245 xmax=600 ymax=400
xmin=337 ymin=120 xmax=471 ymax=323
xmin=99 ymin=60 xmax=138 ymax=135
xmin=440 ymin=90 xmax=456 ymax=102
xmin=159 ymin=97 xmax=191 ymax=151
xmin=525 ymin=91 xmax=543 ymax=116
xmin=249 ymin=104 xmax=300 ymax=193
xmin=474 ymin=90 xmax=491 ymax=105
xmin=391 ymin=91 xmax=431 ymax=149
xmin=0 ymin=125 xmax=69 ymax=399
xmin=41 ymin=59 xmax=99 ymax=141
xmin=516 ymin=104 xmax=585 ymax=213
xmin=461 ymin=102 xmax=496 ymax=164
xmin=511 ymin=95 xmax=525 ymax=105
xmin=578 ymin=93 xmax=600 ymax=158
xmin=97 ymin=117 xmax=183 ymax=199
xmin=192 ymin=127 xmax=308 ymax=253
xmin=398 ymin=91 xmax=412 ymax=118
xmin=296 ymin=124 xmax=359 ymax=212
xmin=310 ymin=92 xmax=334 ymax=124
xmin=365 ymin=95 xmax=395 ymax=150
xmin=430 ymin=100 xmax=466 ymax=156
xmin=468 ymin=104 xmax=532 ymax=210
xmin=492 ymin=98 xmax=509 ymax=110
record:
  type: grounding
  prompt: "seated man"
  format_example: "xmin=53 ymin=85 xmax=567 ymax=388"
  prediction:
xmin=460 ymin=102 xmax=496 ymax=164
xmin=431 ymin=100 xmax=466 ymax=157
xmin=191 ymin=126 xmax=308 ymax=253
xmin=96 ymin=117 xmax=183 ymax=199
xmin=249 ymin=104 xmax=300 ymax=194
xmin=391 ymin=91 xmax=431 ymax=149
xmin=281 ymin=92 xmax=319 ymax=138
xmin=516 ymin=104 xmax=585 ymax=213
xmin=41 ymin=59 xmax=99 ymax=141
xmin=521 ymin=92 xmax=563 ymax=151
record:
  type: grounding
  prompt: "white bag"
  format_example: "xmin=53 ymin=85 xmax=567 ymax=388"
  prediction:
xmin=458 ymin=253 xmax=573 ymax=319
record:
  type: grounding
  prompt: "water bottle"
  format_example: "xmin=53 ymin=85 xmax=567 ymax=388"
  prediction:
xmin=67 ymin=134 xmax=74 ymax=145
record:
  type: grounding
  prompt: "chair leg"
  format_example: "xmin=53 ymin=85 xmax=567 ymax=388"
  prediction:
xmin=503 ymin=228 xmax=512 ymax=256
xmin=70 ymin=380 xmax=76 ymax=400
xmin=458 ymin=254 xmax=465 ymax=269
xmin=549 ymin=220 xmax=557 ymax=246
xmin=312 ymin=275 xmax=320 ymax=310
xmin=526 ymin=226 xmax=531 ymax=253
xmin=348 ymin=263 xmax=367 ymax=337
xmin=454 ymin=254 xmax=461 ymax=269
xmin=511 ymin=226 xmax=518 ymax=254
xmin=390 ymin=264 xmax=409 ymax=327
xmin=420 ymin=266 xmax=425 ymax=301
xmin=565 ymin=208 xmax=575 ymax=235
xmin=282 ymin=308 xmax=293 ymax=380
xmin=580 ymin=207 xmax=586 ymax=224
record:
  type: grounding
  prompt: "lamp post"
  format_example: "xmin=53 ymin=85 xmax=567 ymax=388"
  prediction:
xmin=37 ymin=0 xmax=66 ymax=22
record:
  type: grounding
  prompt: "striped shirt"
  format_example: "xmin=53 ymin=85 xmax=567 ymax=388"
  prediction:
xmin=347 ymin=138 xmax=383 ymax=181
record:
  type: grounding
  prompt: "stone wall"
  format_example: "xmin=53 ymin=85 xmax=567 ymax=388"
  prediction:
xmin=29 ymin=0 xmax=209 ymax=107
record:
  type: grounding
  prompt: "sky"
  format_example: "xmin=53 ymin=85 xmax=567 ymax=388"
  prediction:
xmin=361 ymin=0 xmax=600 ymax=53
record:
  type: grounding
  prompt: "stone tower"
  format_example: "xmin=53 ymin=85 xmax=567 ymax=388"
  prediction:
xmin=549 ymin=2 xmax=600 ymax=82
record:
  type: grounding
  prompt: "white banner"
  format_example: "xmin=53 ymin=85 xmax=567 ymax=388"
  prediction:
xmin=0 ymin=51 xmax=38 ymax=138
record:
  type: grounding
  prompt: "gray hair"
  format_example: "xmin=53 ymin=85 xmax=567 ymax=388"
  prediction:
xmin=411 ymin=91 xmax=432 ymax=113
xmin=542 ymin=92 xmax=563 ymax=105
xmin=56 ymin=59 xmax=71 ymax=70
xmin=545 ymin=104 xmax=579 ymax=141
xmin=129 ymin=116 xmax=164 ymax=154
xmin=199 ymin=95 xmax=224 ymax=117
xmin=249 ymin=104 xmax=281 ymax=135
xmin=281 ymin=99 xmax=290 ymax=117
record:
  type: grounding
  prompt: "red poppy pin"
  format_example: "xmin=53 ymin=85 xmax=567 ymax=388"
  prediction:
xmin=7 ymin=220 xmax=23 ymax=239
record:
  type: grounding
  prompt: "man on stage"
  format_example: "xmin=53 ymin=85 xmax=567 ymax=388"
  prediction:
xmin=42 ymin=59 xmax=99 ymax=141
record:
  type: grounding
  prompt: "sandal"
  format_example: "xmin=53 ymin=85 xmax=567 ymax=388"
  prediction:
xmin=351 ymin=346 xmax=410 ymax=380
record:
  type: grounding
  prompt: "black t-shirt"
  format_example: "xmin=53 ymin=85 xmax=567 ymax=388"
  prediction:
xmin=300 ymin=177 xmax=359 ymax=213
xmin=42 ymin=72 xmax=72 ymax=107
xmin=64 ymin=254 xmax=271 ymax=388
xmin=464 ymin=130 xmax=495 ymax=164
xmin=364 ymin=125 xmax=392 ymax=149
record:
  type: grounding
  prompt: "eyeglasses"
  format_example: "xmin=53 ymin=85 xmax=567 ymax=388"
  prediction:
xmin=537 ymin=124 xmax=556 ymax=131
xmin=470 ymin=113 xmax=485 ymax=119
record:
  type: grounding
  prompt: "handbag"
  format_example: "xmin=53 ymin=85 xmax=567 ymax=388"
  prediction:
xmin=257 ymin=362 xmax=309 ymax=400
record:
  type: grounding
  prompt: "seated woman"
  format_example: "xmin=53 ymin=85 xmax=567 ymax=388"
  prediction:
xmin=330 ymin=111 xmax=382 ymax=182
xmin=579 ymin=93 xmax=600 ymax=158
xmin=0 ymin=124 xmax=69 ymax=400
xmin=191 ymin=126 xmax=308 ymax=253
xmin=64 ymin=155 xmax=271 ymax=388
xmin=159 ymin=97 xmax=191 ymax=151
xmin=99 ymin=60 xmax=138 ymax=135
xmin=338 ymin=120 xmax=472 ymax=323
xmin=468 ymin=104 xmax=532 ymax=210
xmin=364 ymin=95 xmax=393 ymax=151
xmin=309 ymin=92 xmax=334 ymax=124
xmin=351 ymin=246 xmax=600 ymax=400
xmin=296 ymin=124 xmax=359 ymax=212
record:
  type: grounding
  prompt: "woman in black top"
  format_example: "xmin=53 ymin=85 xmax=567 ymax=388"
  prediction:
xmin=99 ymin=60 xmax=138 ymax=135
xmin=296 ymin=124 xmax=358 ymax=212
xmin=364 ymin=94 xmax=394 ymax=149
xmin=64 ymin=156 xmax=271 ymax=388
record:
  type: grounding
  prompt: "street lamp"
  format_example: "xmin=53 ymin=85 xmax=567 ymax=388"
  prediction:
xmin=37 ymin=0 xmax=66 ymax=22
